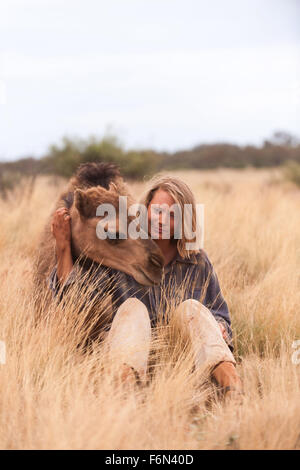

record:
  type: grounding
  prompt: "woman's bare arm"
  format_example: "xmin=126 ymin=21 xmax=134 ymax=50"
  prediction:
xmin=51 ymin=207 xmax=73 ymax=284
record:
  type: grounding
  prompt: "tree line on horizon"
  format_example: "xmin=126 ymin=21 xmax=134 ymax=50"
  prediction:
xmin=1 ymin=130 xmax=300 ymax=195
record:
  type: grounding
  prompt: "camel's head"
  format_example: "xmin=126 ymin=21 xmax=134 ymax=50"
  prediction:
xmin=69 ymin=184 xmax=164 ymax=286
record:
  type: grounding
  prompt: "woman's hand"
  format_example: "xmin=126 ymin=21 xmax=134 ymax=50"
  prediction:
xmin=51 ymin=208 xmax=73 ymax=283
xmin=51 ymin=207 xmax=71 ymax=253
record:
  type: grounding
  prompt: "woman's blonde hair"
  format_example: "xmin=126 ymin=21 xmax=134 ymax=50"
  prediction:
xmin=140 ymin=174 xmax=200 ymax=259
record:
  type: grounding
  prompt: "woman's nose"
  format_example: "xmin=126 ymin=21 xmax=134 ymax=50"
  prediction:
xmin=161 ymin=213 xmax=169 ymax=225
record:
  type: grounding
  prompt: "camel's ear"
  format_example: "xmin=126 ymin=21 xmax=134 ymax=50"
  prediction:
xmin=74 ymin=189 xmax=94 ymax=218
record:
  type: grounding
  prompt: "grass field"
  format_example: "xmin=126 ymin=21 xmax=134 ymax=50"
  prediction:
xmin=0 ymin=167 xmax=299 ymax=450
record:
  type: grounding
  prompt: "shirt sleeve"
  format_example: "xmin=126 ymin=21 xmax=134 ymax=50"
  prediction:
xmin=48 ymin=262 xmax=113 ymax=306
xmin=202 ymin=252 xmax=234 ymax=351
xmin=48 ymin=264 xmax=82 ymax=301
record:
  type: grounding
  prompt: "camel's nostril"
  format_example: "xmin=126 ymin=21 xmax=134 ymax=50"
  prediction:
xmin=149 ymin=253 xmax=164 ymax=269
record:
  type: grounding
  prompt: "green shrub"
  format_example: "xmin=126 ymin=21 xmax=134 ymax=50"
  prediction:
xmin=43 ymin=135 xmax=161 ymax=180
xmin=81 ymin=135 xmax=124 ymax=165
xmin=43 ymin=137 xmax=83 ymax=178
xmin=120 ymin=150 xmax=159 ymax=179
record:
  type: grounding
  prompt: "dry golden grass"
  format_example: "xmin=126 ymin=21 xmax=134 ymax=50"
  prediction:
xmin=0 ymin=168 xmax=299 ymax=450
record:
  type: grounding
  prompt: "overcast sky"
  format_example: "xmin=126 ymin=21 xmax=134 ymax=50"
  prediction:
xmin=0 ymin=0 xmax=299 ymax=160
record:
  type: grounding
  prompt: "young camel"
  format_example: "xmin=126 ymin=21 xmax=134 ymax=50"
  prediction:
xmin=34 ymin=162 xmax=164 ymax=302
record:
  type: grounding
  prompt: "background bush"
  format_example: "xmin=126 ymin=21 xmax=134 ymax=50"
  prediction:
xmin=1 ymin=131 xmax=300 ymax=186
xmin=283 ymin=160 xmax=300 ymax=187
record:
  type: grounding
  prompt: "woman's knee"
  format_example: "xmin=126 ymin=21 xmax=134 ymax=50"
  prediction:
xmin=174 ymin=299 xmax=221 ymax=334
xmin=119 ymin=297 xmax=147 ymax=312
xmin=108 ymin=297 xmax=151 ymax=348
xmin=116 ymin=297 xmax=150 ymax=323
xmin=176 ymin=298 xmax=211 ymax=318
xmin=180 ymin=298 xmax=202 ymax=310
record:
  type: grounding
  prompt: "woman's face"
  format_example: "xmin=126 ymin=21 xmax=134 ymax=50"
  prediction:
xmin=147 ymin=189 xmax=176 ymax=240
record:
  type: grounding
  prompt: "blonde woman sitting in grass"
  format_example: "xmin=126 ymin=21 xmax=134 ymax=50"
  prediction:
xmin=49 ymin=173 xmax=243 ymax=403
